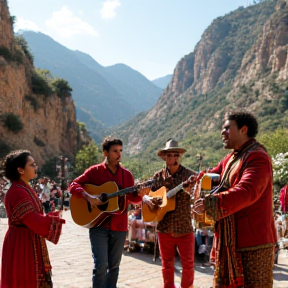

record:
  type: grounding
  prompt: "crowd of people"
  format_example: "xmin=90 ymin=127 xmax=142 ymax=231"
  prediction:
xmin=0 ymin=109 xmax=286 ymax=288
xmin=31 ymin=177 xmax=71 ymax=213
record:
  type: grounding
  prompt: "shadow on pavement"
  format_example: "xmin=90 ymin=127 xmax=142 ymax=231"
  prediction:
xmin=273 ymin=264 xmax=288 ymax=281
xmin=123 ymin=249 xmax=214 ymax=276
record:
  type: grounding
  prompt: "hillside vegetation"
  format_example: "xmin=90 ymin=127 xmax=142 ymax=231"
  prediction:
xmin=114 ymin=0 xmax=288 ymax=180
xmin=21 ymin=31 xmax=162 ymax=141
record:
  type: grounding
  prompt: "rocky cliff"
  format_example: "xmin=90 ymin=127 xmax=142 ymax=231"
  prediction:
xmin=117 ymin=0 xmax=288 ymax=157
xmin=0 ymin=0 xmax=83 ymax=165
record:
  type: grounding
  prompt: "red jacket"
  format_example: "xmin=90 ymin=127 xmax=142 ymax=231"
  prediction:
xmin=210 ymin=140 xmax=277 ymax=248
xmin=69 ymin=161 xmax=142 ymax=231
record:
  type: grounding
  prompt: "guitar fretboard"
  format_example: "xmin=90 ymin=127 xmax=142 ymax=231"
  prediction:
xmin=166 ymin=183 xmax=183 ymax=199
xmin=106 ymin=179 xmax=156 ymax=200
xmin=106 ymin=186 xmax=136 ymax=199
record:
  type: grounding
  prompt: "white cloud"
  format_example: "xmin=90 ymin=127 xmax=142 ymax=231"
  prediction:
xmin=101 ymin=0 xmax=120 ymax=19
xmin=14 ymin=17 xmax=40 ymax=32
xmin=46 ymin=6 xmax=98 ymax=38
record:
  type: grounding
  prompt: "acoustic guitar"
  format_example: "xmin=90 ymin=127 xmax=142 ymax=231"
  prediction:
xmin=70 ymin=180 xmax=154 ymax=228
xmin=142 ymin=175 xmax=196 ymax=223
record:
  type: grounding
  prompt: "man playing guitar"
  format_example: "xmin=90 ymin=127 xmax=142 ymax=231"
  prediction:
xmin=143 ymin=139 xmax=197 ymax=288
xmin=69 ymin=137 xmax=148 ymax=288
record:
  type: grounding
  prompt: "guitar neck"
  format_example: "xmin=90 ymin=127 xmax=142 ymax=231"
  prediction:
xmin=166 ymin=183 xmax=183 ymax=199
xmin=106 ymin=186 xmax=137 ymax=200
xmin=103 ymin=178 xmax=155 ymax=200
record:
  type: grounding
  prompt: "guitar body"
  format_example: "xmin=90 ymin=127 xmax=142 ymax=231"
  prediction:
xmin=70 ymin=182 xmax=122 ymax=228
xmin=193 ymin=173 xmax=220 ymax=228
xmin=142 ymin=186 xmax=176 ymax=223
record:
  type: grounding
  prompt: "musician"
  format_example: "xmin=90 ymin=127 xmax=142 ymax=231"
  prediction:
xmin=69 ymin=137 xmax=146 ymax=288
xmin=143 ymin=139 xmax=197 ymax=288
xmin=194 ymin=110 xmax=277 ymax=287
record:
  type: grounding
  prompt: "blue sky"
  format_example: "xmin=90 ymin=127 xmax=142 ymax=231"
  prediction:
xmin=8 ymin=0 xmax=250 ymax=80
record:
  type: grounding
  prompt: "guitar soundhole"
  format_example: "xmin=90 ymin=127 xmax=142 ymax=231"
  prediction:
xmin=97 ymin=202 xmax=109 ymax=211
xmin=86 ymin=201 xmax=109 ymax=212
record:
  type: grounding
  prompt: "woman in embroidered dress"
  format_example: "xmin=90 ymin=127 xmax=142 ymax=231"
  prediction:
xmin=0 ymin=150 xmax=65 ymax=288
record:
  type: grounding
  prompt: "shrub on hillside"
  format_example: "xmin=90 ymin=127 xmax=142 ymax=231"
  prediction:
xmin=15 ymin=35 xmax=34 ymax=63
xmin=2 ymin=113 xmax=23 ymax=133
xmin=51 ymin=78 xmax=72 ymax=99
xmin=31 ymin=70 xmax=53 ymax=96
xmin=0 ymin=46 xmax=13 ymax=62
xmin=0 ymin=141 xmax=11 ymax=159
xmin=34 ymin=136 xmax=45 ymax=147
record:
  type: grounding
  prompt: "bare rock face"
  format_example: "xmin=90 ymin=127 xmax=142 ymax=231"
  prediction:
xmin=0 ymin=0 xmax=79 ymax=165
xmin=166 ymin=1 xmax=288 ymax=99
xmin=0 ymin=0 xmax=14 ymax=49
xmin=121 ymin=0 xmax=288 ymax=154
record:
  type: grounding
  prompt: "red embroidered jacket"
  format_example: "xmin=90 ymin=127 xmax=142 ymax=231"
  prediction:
xmin=210 ymin=140 xmax=277 ymax=248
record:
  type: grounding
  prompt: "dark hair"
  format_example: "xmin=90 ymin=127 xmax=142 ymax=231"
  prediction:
xmin=102 ymin=137 xmax=122 ymax=152
xmin=227 ymin=110 xmax=258 ymax=138
xmin=1 ymin=150 xmax=31 ymax=181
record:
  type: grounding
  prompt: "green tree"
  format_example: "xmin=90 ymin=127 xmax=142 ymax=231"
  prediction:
xmin=32 ymin=70 xmax=53 ymax=96
xmin=37 ymin=69 xmax=52 ymax=79
xmin=40 ymin=157 xmax=59 ymax=180
xmin=51 ymin=78 xmax=73 ymax=99
xmin=15 ymin=35 xmax=34 ymax=63
xmin=258 ymin=128 xmax=288 ymax=157
xmin=10 ymin=15 xmax=16 ymax=30
xmin=74 ymin=142 xmax=100 ymax=176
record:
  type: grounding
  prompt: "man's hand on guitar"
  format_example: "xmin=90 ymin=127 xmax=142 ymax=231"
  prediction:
xmin=142 ymin=195 xmax=161 ymax=211
xmin=137 ymin=187 xmax=151 ymax=197
xmin=88 ymin=195 xmax=105 ymax=207
xmin=183 ymin=175 xmax=197 ymax=189
xmin=81 ymin=191 xmax=106 ymax=207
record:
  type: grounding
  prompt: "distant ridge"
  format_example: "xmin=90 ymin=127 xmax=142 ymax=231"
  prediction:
xmin=21 ymin=31 xmax=163 ymax=141
xmin=152 ymin=74 xmax=173 ymax=89
xmin=114 ymin=0 xmax=288 ymax=175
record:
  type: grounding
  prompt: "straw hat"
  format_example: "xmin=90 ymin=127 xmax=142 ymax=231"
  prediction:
xmin=157 ymin=139 xmax=186 ymax=161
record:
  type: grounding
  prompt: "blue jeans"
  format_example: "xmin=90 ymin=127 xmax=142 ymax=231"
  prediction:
xmin=89 ymin=227 xmax=127 ymax=288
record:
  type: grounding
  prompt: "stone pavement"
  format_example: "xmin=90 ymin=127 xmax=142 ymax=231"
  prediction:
xmin=0 ymin=211 xmax=288 ymax=287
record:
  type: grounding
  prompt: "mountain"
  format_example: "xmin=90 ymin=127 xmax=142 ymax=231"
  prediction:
xmin=20 ymin=31 xmax=163 ymax=141
xmin=115 ymin=0 xmax=288 ymax=178
xmin=0 ymin=1 xmax=89 ymax=166
xmin=152 ymin=74 xmax=173 ymax=89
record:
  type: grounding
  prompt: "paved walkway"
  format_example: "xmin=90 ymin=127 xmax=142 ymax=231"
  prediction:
xmin=0 ymin=211 xmax=288 ymax=287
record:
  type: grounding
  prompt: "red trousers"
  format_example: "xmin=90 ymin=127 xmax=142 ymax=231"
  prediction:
xmin=157 ymin=232 xmax=195 ymax=288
